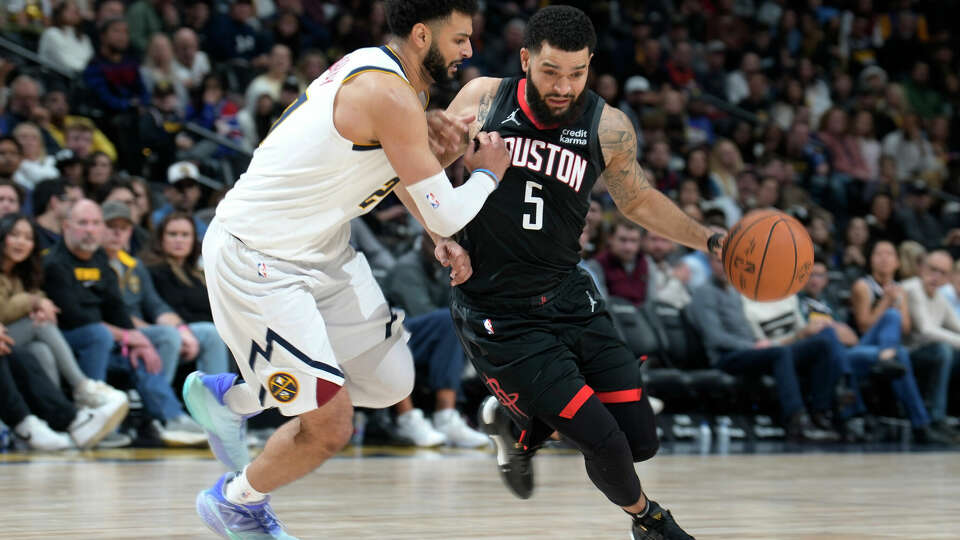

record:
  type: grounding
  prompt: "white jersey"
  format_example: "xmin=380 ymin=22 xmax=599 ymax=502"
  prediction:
xmin=216 ymin=46 xmax=418 ymax=264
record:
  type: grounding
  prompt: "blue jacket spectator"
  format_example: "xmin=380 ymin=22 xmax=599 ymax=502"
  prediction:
xmin=82 ymin=19 xmax=150 ymax=112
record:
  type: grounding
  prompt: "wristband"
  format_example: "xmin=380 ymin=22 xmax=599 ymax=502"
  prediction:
xmin=472 ymin=168 xmax=499 ymax=187
xmin=707 ymin=233 xmax=723 ymax=254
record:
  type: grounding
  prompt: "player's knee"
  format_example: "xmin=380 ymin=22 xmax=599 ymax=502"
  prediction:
xmin=367 ymin=340 xmax=415 ymax=408
xmin=300 ymin=401 xmax=354 ymax=456
xmin=631 ymin=437 xmax=659 ymax=463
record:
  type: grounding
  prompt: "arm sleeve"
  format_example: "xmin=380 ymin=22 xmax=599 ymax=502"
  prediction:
xmin=405 ymin=170 xmax=497 ymax=238
xmin=0 ymin=292 xmax=35 ymax=324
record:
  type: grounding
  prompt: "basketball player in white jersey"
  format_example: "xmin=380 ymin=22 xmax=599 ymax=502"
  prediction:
xmin=181 ymin=1 xmax=510 ymax=537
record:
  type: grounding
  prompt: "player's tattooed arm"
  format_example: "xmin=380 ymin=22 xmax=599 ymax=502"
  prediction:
xmin=599 ymin=105 xmax=718 ymax=254
xmin=431 ymin=77 xmax=502 ymax=167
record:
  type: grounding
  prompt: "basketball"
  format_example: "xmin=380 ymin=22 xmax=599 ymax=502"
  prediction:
xmin=722 ymin=209 xmax=815 ymax=302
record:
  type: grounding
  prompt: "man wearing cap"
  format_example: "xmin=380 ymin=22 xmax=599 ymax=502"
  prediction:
xmin=901 ymin=180 xmax=946 ymax=249
xmin=44 ymin=199 xmax=206 ymax=445
xmin=102 ymin=200 xmax=230 ymax=388
xmin=152 ymin=161 xmax=208 ymax=239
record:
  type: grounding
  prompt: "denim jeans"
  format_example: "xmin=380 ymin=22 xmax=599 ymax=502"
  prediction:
xmin=909 ymin=342 xmax=957 ymax=423
xmin=843 ymin=345 xmax=930 ymax=427
xmin=405 ymin=309 xmax=468 ymax=392
xmin=63 ymin=323 xmax=185 ymax=421
xmin=719 ymin=327 xmax=845 ymax=419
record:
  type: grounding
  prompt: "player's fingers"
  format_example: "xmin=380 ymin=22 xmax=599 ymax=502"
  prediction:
xmin=476 ymin=131 xmax=491 ymax=145
xmin=487 ymin=132 xmax=504 ymax=147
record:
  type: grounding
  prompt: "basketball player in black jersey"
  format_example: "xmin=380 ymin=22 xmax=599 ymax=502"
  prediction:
xmin=432 ymin=6 xmax=725 ymax=540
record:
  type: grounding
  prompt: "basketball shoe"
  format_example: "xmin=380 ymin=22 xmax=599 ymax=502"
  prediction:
xmin=183 ymin=371 xmax=250 ymax=470
xmin=197 ymin=472 xmax=298 ymax=539
xmin=630 ymin=499 xmax=695 ymax=540
xmin=478 ymin=396 xmax=537 ymax=499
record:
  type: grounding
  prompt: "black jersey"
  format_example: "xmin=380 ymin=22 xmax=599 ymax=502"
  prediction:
xmin=457 ymin=77 xmax=606 ymax=301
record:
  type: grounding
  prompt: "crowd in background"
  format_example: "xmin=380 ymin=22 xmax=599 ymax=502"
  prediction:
xmin=1 ymin=0 xmax=960 ymax=449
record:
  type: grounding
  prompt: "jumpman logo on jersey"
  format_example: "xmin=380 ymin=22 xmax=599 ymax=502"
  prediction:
xmin=501 ymin=108 xmax=521 ymax=126
xmin=585 ymin=290 xmax=597 ymax=313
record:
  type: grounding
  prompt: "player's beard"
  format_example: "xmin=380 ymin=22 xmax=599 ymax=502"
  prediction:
xmin=525 ymin=72 xmax=588 ymax=127
xmin=423 ymin=43 xmax=455 ymax=83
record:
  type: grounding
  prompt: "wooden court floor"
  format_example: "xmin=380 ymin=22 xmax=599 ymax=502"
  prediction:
xmin=0 ymin=447 xmax=958 ymax=539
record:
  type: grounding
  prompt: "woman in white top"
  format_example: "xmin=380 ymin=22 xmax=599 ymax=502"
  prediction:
xmin=140 ymin=33 xmax=188 ymax=111
xmin=852 ymin=109 xmax=881 ymax=181
xmin=11 ymin=122 xmax=58 ymax=191
xmin=37 ymin=0 xmax=94 ymax=76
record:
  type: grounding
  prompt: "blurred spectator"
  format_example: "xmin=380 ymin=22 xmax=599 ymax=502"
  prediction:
xmin=296 ymin=49 xmax=328 ymax=86
xmin=37 ymin=0 xmax=94 ymax=76
xmin=82 ymin=151 xmax=113 ymax=198
xmin=0 ymin=137 xmax=23 ymax=183
xmin=726 ymin=51 xmax=760 ymax=105
xmin=32 ymin=179 xmax=81 ymax=251
xmin=381 ymin=232 xmax=490 ymax=448
xmin=708 ymin=138 xmax=743 ymax=200
xmin=44 ymin=199 xmax=205 ymax=445
xmin=698 ymin=40 xmax=727 ymax=98
xmin=11 ymin=122 xmax=58 ymax=190
xmin=940 ymin=259 xmax=960 ymax=320
xmin=82 ymin=18 xmax=150 ymax=113
xmin=900 ymin=181 xmax=946 ymax=250
xmin=643 ymin=230 xmax=690 ymax=309
xmin=41 ymin=91 xmax=117 ymax=162
xmin=644 ymin=139 xmax=679 ymax=193
xmin=0 ymin=178 xmax=24 ymax=215
xmin=151 ymin=161 xmax=207 ymax=239
xmin=896 ymin=240 xmax=925 ymax=283
xmin=818 ymin=107 xmax=871 ymax=182
xmin=481 ymin=17 xmax=525 ymax=77
xmin=881 ymin=112 xmax=943 ymax=184
xmin=245 ymin=44 xmax=294 ymax=115
xmin=206 ymin=0 xmax=269 ymax=64
xmin=140 ymin=32 xmax=189 ymax=108
xmin=172 ymin=27 xmax=210 ymax=91
xmin=63 ymin=120 xmax=95 ymax=161
xmin=0 ymin=76 xmax=57 ymax=154
xmin=865 ymin=191 xmax=902 ymax=245
xmin=126 ymin=0 xmax=169 ymax=54
xmin=0 ymin=328 xmax=127 ymax=451
xmin=238 ymin=92 xmax=278 ymax=148
xmin=0 ymin=213 xmax=125 ymax=408
xmin=593 ymin=218 xmax=648 ymax=307
xmin=128 ymin=176 xmax=152 ymax=231
xmin=97 ymin=177 xmax=149 ymax=256
xmin=144 ymin=212 xmax=212 ymax=323
xmin=102 ymin=201 xmax=228 ymax=382
xmin=903 ymin=60 xmax=944 ymax=119
xmin=54 ymin=149 xmax=85 ymax=188
xmin=851 ymin=241 xmax=911 ymax=339
xmin=690 ymin=251 xmax=841 ymax=442
xmin=902 ymin=251 xmax=960 ymax=441
xmin=851 ymin=109 xmax=881 ymax=181
xmin=580 ymin=199 xmax=606 ymax=260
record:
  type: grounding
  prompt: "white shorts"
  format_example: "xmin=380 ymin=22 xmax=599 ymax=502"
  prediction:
xmin=203 ymin=219 xmax=414 ymax=416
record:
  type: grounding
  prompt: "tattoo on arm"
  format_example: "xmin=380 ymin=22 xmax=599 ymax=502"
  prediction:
xmin=469 ymin=90 xmax=495 ymax=142
xmin=599 ymin=107 xmax=650 ymax=210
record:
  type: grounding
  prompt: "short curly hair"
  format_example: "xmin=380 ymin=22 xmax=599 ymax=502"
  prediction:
xmin=385 ymin=0 xmax=478 ymax=38
xmin=522 ymin=5 xmax=596 ymax=54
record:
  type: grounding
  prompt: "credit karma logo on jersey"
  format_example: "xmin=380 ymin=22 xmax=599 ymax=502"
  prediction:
xmin=503 ymin=136 xmax=588 ymax=192
xmin=560 ymin=128 xmax=588 ymax=146
xmin=426 ymin=192 xmax=440 ymax=208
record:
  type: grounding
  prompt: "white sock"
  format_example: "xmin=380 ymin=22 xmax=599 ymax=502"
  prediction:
xmin=224 ymin=465 xmax=267 ymax=505
xmin=224 ymin=383 xmax=263 ymax=416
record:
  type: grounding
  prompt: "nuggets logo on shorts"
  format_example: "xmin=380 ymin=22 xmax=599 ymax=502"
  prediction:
xmin=426 ymin=192 xmax=440 ymax=208
xmin=268 ymin=372 xmax=299 ymax=403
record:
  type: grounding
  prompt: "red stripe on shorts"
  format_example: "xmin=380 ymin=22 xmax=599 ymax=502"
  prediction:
xmin=558 ymin=385 xmax=594 ymax=419
xmin=595 ymin=388 xmax=643 ymax=404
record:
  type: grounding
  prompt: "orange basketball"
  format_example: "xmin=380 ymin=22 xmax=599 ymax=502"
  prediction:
xmin=721 ymin=209 xmax=815 ymax=302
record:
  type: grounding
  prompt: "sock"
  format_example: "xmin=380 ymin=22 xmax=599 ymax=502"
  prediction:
xmin=223 ymin=382 xmax=264 ymax=417
xmin=626 ymin=497 xmax=650 ymax=520
xmin=225 ymin=465 xmax=267 ymax=505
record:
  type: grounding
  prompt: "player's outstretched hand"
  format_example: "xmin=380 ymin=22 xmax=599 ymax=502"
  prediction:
xmin=435 ymin=237 xmax=473 ymax=286
xmin=464 ymin=131 xmax=511 ymax=182
xmin=426 ymin=109 xmax=475 ymax=159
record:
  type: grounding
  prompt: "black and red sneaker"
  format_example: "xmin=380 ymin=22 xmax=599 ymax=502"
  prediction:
xmin=478 ymin=396 xmax=539 ymax=499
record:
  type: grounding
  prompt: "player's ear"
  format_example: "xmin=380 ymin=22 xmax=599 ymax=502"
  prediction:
xmin=411 ymin=21 xmax=431 ymax=50
xmin=520 ymin=48 xmax=530 ymax=71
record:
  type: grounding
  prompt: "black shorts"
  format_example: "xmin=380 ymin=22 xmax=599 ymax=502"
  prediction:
xmin=451 ymin=269 xmax=644 ymax=433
